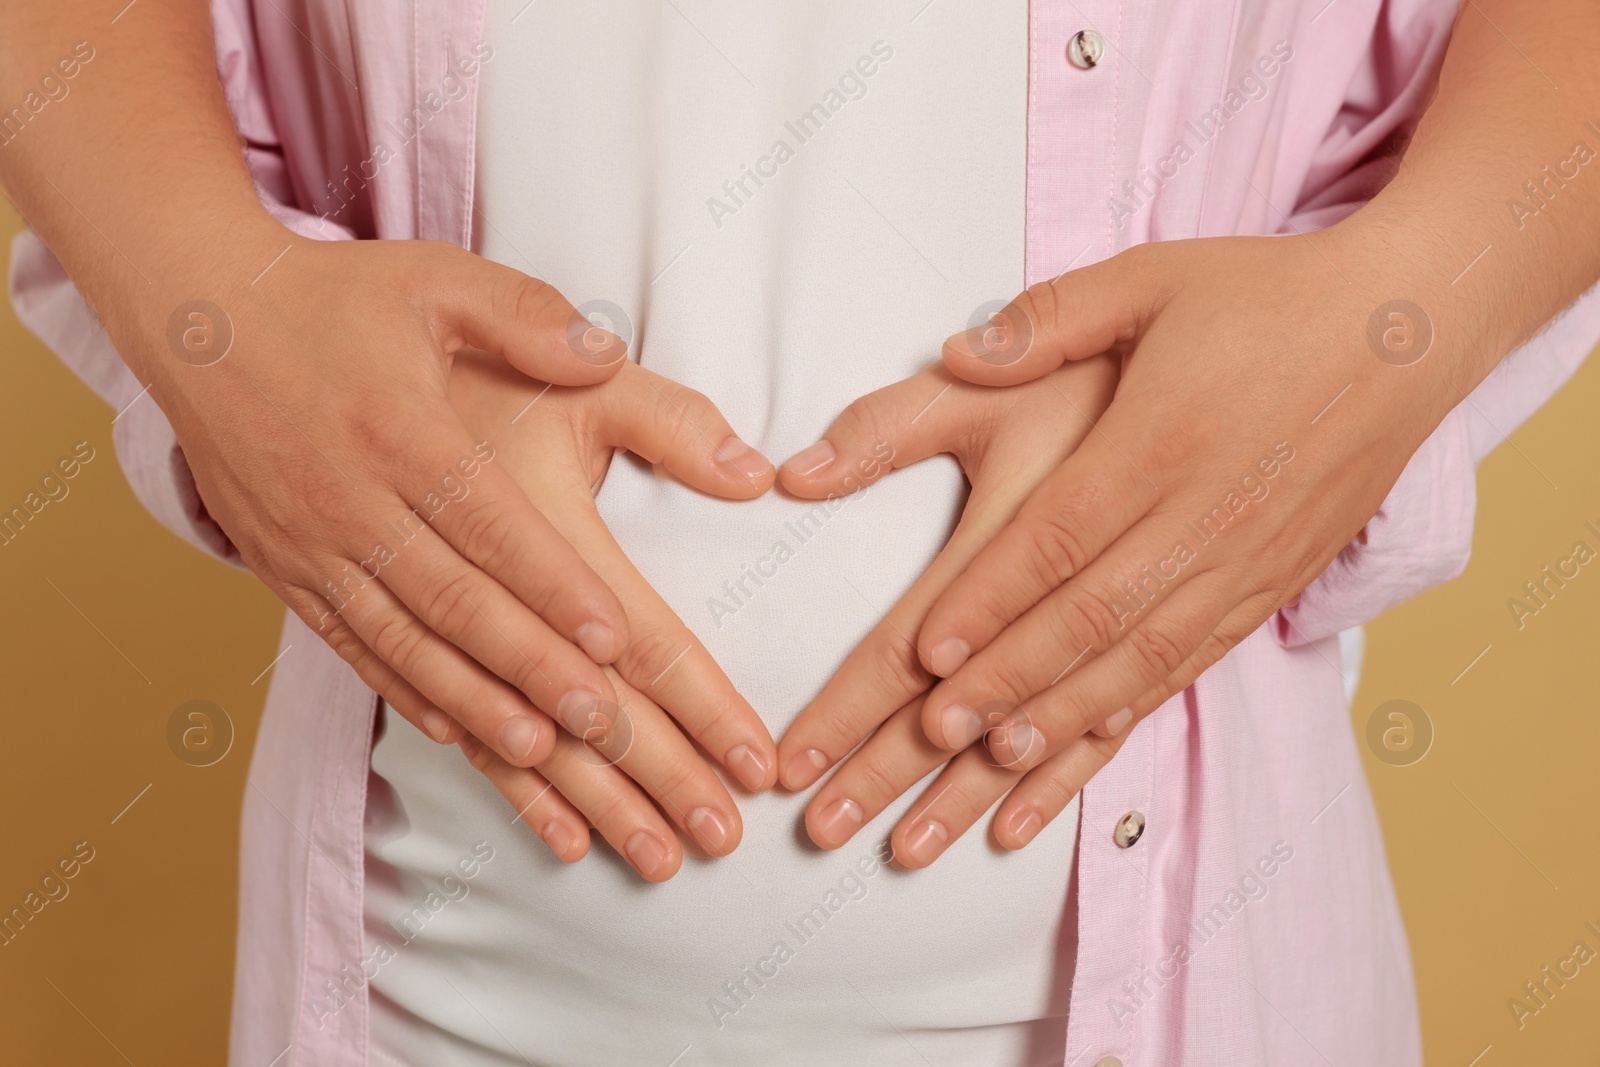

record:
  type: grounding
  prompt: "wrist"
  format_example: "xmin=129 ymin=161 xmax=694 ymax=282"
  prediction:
xmin=96 ymin=204 xmax=298 ymax=386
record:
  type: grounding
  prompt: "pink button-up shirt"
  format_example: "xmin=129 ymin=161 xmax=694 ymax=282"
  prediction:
xmin=10 ymin=2 xmax=1599 ymax=1064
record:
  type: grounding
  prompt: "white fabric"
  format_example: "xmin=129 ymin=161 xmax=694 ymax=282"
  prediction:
xmin=365 ymin=3 xmax=1079 ymax=1064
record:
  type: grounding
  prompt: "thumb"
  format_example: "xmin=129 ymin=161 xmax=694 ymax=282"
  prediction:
xmin=942 ymin=245 xmax=1167 ymax=386
xmin=432 ymin=245 xmax=628 ymax=386
xmin=597 ymin=364 xmax=776 ymax=500
xmin=778 ymin=364 xmax=988 ymax=499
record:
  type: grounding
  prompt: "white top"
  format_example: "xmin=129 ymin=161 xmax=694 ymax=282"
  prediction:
xmin=365 ymin=3 xmax=1080 ymax=1064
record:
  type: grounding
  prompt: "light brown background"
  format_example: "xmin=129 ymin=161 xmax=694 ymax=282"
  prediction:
xmin=2 ymin=201 xmax=1597 ymax=1064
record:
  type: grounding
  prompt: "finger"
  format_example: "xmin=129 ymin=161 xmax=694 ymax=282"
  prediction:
xmin=777 ymin=476 xmax=1019 ymax=791
xmin=992 ymin=735 xmax=1119 ymax=849
xmin=533 ymin=481 xmax=779 ymax=793
xmin=984 ymin=576 xmax=1262 ymax=773
xmin=779 ymin=363 xmax=1118 ymax=790
xmin=987 ymin=593 xmax=1269 ymax=853
xmin=917 ymin=512 xmax=1201 ymax=749
xmin=399 ymin=436 xmax=630 ymax=664
xmin=459 ymin=735 xmax=592 ymax=862
xmin=430 ymin=244 xmax=627 ymax=384
xmin=987 ymin=593 xmax=1274 ymax=851
xmin=537 ymin=729 xmax=685 ymax=882
xmin=940 ymin=244 xmax=1171 ymax=386
xmin=584 ymin=667 xmax=744 ymax=857
xmin=802 ymin=695 xmax=947 ymax=849
xmin=916 ymin=430 xmax=1159 ymax=680
xmin=330 ymin=569 xmax=560 ymax=768
xmin=376 ymin=522 xmax=622 ymax=739
xmin=777 ymin=365 xmax=976 ymax=498
xmin=597 ymin=364 xmax=774 ymax=499
xmin=887 ymin=747 xmax=1021 ymax=869
xmin=287 ymin=584 xmax=467 ymax=745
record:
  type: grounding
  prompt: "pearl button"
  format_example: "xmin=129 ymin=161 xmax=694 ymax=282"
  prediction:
xmin=1113 ymin=810 xmax=1146 ymax=848
xmin=1067 ymin=29 xmax=1106 ymax=69
xmin=1094 ymin=1057 xmax=1124 ymax=1067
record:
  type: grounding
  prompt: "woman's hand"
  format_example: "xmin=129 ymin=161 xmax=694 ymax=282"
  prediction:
xmin=444 ymin=352 xmax=780 ymax=880
xmin=773 ymin=356 xmax=1118 ymax=862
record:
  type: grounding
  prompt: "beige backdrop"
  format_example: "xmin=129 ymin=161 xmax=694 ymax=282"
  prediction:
xmin=2 ymin=203 xmax=1597 ymax=1064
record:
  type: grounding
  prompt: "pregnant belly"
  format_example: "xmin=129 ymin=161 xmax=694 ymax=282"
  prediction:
xmin=364 ymin=457 xmax=1078 ymax=1067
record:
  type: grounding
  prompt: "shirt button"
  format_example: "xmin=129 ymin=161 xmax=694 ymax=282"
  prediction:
xmin=1067 ymin=29 xmax=1106 ymax=69
xmin=1094 ymin=1057 xmax=1124 ymax=1067
xmin=1113 ymin=811 xmax=1146 ymax=848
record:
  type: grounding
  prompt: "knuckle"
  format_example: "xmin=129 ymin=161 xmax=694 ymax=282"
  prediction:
xmin=833 ymin=394 xmax=890 ymax=452
xmin=847 ymin=754 xmax=912 ymax=806
xmin=448 ymin=498 xmax=515 ymax=569
xmin=1024 ymin=508 xmax=1095 ymax=585
xmin=1125 ymin=623 xmax=1187 ymax=679
xmin=415 ymin=571 xmax=482 ymax=640
xmin=979 ymin=653 xmax=1040 ymax=707
xmin=618 ymin=627 xmax=690 ymax=692
xmin=1044 ymin=588 xmax=1123 ymax=654
xmin=499 ymin=272 xmax=561 ymax=329
xmin=369 ymin=612 xmax=429 ymax=675
xmin=873 ymin=633 xmax=936 ymax=705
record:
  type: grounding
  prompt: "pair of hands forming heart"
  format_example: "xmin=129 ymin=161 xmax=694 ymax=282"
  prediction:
xmin=445 ymin=220 xmax=1470 ymax=881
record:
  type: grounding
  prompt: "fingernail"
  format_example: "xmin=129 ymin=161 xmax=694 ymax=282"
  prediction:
xmin=814 ymin=797 xmax=863 ymax=847
xmin=902 ymin=818 xmax=949 ymax=866
xmin=539 ymin=820 xmax=573 ymax=860
xmin=574 ymin=621 xmax=616 ymax=662
xmin=1006 ymin=807 xmax=1044 ymax=846
xmin=420 ymin=709 xmax=451 ymax=742
xmin=939 ymin=703 xmax=984 ymax=749
xmin=784 ymin=440 xmax=836 ymax=476
xmin=687 ymin=807 xmax=732 ymax=853
xmin=992 ymin=721 xmax=1045 ymax=770
xmin=556 ymin=689 xmax=608 ymax=737
xmin=498 ymin=717 xmax=542 ymax=763
xmin=715 ymin=436 xmax=773 ymax=481
xmin=928 ymin=637 xmax=971 ymax=677
xmin=783 ymin=747 xmax=831 ymax=791
xmin=1093 ymin=707 xmax=1133 ymax=738
xmin=624 ymin=830 xmax=668 ymax=878
xmin=726 ymin=744 xmax=771 ymax=791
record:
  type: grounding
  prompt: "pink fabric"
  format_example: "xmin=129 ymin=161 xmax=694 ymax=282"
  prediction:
xmin=8 ymin=1 xmax=1598 ymax=1064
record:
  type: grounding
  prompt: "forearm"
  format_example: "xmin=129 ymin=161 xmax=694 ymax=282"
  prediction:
xmin=1344 ymin=0 xmax=1600 ymax=410
xmin=0 ymin=0 xmax=283 ymax=377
